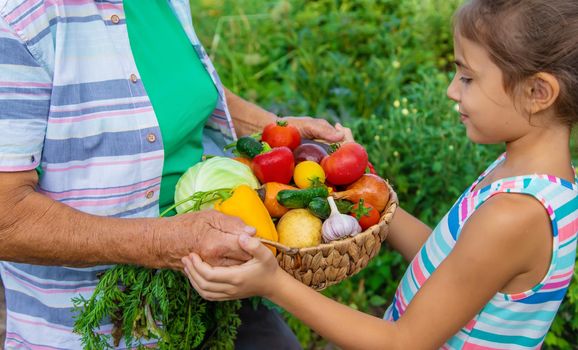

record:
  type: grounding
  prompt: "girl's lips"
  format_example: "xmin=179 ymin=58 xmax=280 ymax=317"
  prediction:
xmin=459 ymin=113 xmax=469 ymax=122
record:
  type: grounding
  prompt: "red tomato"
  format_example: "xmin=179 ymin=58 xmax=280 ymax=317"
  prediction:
xmin=321 ymin=142 xmax=368 ymax=185
xmin=261 ymin=120 xmax=301 ymax=150
xmin=350 ymin=200 xmax=380 ymax=230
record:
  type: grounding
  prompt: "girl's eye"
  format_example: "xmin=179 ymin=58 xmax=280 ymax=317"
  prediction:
xmin=459 ymin=76 xmax=473 ymax=84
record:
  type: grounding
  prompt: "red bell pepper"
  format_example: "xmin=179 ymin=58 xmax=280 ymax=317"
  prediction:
xmin=252 ymin=147 xmax=295 ymax=184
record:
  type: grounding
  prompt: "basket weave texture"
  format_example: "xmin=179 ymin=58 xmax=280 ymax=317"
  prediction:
xmin=262 ymin=184 xmax=398 ymax=291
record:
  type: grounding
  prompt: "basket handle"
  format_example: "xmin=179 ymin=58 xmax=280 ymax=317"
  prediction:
xmin=258 ymin=238 xmax=300 ymax=254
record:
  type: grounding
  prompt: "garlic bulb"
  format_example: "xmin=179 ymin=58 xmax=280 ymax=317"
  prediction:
xmin=322 ymin=196 xmax=362 ymax=242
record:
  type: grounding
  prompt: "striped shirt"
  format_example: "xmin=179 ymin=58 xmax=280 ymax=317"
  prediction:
xmin=384 ymin=154 xmax=578 ymax=349
xmin=0 ymin=0 xmax=236 ymax=348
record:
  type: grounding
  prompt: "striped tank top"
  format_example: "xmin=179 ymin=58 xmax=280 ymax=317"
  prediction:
xmin=384 ymin=154 xmax=578 ymax=349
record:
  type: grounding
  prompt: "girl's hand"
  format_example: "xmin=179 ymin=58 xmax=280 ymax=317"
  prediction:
xmin=182 ymin=234 xmax=281 ymax=301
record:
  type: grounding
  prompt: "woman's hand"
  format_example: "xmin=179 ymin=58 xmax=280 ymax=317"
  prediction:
xmin=154 ymin=210 xmax=256 ymax=270
xmin=182 ymin=234 xmax=281 ymax=301
xmin=281 ymin=117 xmax=355 ymax=143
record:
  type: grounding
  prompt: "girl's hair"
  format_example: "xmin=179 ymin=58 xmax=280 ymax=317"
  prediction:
xmin=454 ymin=0 xmax=578 ymax=126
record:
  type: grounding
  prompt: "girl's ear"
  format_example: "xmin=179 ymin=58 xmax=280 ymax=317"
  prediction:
xmin=527 ymin=73 xmax=560 ymax=115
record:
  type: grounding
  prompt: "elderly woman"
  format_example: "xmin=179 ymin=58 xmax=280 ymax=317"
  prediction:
xmin=0 ymin=0 xmax=348 ymax=348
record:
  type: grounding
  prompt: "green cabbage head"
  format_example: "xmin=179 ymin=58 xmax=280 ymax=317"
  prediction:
xmin=174 ymin=156 xmax=260 ymax=213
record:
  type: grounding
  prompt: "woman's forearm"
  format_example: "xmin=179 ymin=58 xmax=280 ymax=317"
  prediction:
xmin=0 ymin=171 xmax=161 ymax=268
xmin=224 ymin=87 xmax=277 ymax=136
xmin=0 ymin=170 xmax=253 ymax=270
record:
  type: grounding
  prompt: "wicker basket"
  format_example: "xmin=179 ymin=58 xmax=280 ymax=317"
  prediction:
xmin=260 ymin=183 xmax=398 ymax=291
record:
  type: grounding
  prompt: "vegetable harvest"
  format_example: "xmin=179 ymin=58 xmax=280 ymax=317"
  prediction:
xmin=73 ymin=118 xmax=394 ymax=349
xmin=221 ymin=124 xmax=392 ymax=250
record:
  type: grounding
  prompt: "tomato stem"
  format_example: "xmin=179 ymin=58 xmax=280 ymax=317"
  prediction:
xmin=351 ymin=198 xmax=371 ymax=219
xmin=328 ymin=143 xmax=341 ymax=154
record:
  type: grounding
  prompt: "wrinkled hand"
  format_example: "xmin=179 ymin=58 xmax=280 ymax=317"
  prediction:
xmin=152 ymin=210 xmax=256 ymax=270
xmin=182 ymin=234 xmax=280 ymax=301
xmin=281 ymin=116 xmax=355 ymax=143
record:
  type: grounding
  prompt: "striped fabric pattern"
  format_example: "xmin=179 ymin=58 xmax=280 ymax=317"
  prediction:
xmin=384 ymin=154 xmax=578 ymax=349
xmin=0 ymin=0 xmax=235 ymax=348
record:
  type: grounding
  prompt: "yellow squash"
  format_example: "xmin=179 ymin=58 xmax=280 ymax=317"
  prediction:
xmin=214 ymin=184 xmax=278 ymax=254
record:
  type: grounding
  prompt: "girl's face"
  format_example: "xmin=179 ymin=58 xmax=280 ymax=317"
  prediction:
xmin=446 ymin=34 xmax=532 ymax=144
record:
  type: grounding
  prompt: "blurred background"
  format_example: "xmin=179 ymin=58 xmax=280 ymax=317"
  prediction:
xmin=190 ymin=1 xmax=578 ymax=348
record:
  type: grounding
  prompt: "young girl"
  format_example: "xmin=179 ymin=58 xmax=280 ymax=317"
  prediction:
xmin=182 ymin=0 xmax=578 ymax=348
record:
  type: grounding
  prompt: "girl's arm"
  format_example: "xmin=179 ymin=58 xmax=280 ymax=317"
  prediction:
xmin=385 ymin=207 xmax=432 ymax=261
xmin=184 ymin=193 xmax=551 ymax=349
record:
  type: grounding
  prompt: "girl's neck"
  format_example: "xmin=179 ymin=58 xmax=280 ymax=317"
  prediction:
xmin=501 ymin=124 xmax=573 ymax=182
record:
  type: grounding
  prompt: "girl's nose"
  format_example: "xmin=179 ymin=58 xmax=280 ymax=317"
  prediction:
xmin=446 ymin=74 xmax=460 ymax=103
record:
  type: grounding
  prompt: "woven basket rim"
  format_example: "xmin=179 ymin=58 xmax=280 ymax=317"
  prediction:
xmin=260 ymin=182 xmax=398 ymax=254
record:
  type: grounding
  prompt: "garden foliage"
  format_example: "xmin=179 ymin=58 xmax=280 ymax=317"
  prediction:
xmin=192 ymin=0 xmax=578 ymax=348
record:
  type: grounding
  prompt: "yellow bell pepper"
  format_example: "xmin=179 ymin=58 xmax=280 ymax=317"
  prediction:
xmin=214 ymin=184 xmax=278 ymax=254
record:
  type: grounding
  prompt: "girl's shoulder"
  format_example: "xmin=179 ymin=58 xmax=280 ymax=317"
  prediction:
xmin=464 ymin=169 xmax=577 ymax=247
xmin=458 ymin=191 xmax=554 ymax=288
xmin=466 ymin=190 xmax=551 ymax=240
xmin=456 ymin=160 xmax=577 ymax=284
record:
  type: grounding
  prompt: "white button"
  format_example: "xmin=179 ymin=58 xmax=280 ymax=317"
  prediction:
xmin=111 ymin=15 xmax=120 ymax=24
xmin=147 ymin=133 xmax=157 ymax=143
xmin=130 ymin=74 xmax=138 ymax=83
xmin=145 ymin=190 xmax=154 ymax=199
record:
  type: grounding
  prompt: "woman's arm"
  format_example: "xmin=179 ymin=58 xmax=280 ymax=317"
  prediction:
xmin=184 ymin=192 xmax=551 ymax=349
xmin=224 ymin=88 xmax=277 ymax=136
xmin=224 ymin=88 xmax=347 ymax=142
xmin=0 ymin=170 xmax=254 ymax=269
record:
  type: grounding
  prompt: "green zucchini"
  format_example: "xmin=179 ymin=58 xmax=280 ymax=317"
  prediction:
xmin=276 ymin=186 xmax=329 ymax=209
xmin=307 ymin=197 xmax=354 ymax=219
